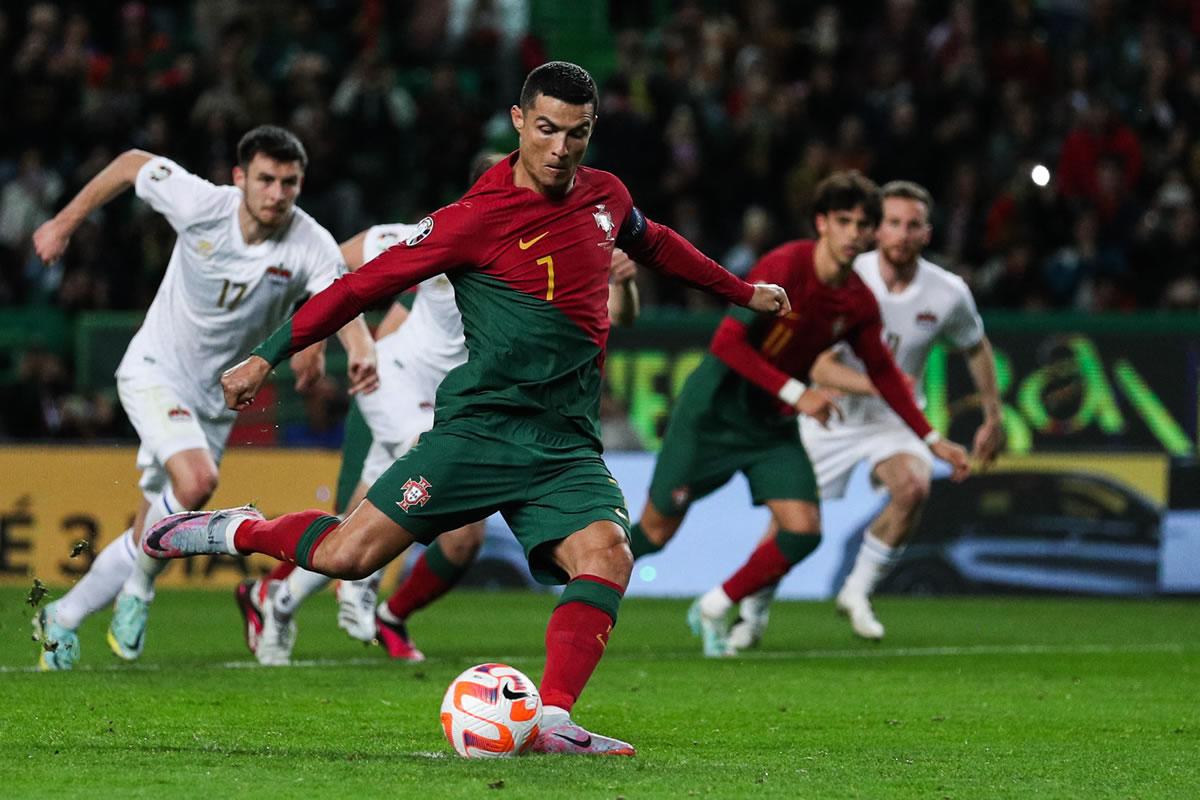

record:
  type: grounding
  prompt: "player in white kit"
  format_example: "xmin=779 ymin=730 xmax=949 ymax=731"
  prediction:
xmin=30 ymin=126 xmax=377 ymax=670
xmin=239 ymin=153 xmax=641 ymax=665
xmin=728 ymin=181 xmax=1003 ymax=648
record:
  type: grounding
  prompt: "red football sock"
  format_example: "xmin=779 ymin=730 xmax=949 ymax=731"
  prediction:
xmin=233 ymin=510 xmax=339 ymax=569
xmin=386 ymin=555 xmax=452 ymax=620
xmin=539 ymin=596 xmax=619 ymax=713
xmin=721 ymin=538 xmax=792 ymax=603
xmin=267 ymin=562 xmax=296 ymax=582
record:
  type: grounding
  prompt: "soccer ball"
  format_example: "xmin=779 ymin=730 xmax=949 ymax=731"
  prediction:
xmin=440 ymin=663 xmax=543 ymax=758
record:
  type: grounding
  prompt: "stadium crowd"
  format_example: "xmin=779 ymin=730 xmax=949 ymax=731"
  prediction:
xmin=3 ymin=0 xmax=1200 ymax=439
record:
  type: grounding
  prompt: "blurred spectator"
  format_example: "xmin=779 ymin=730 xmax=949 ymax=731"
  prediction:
xmin=5 ymin=0 xmax=1200 ymax=396
xmin=0 ymin=347 xmax=119 ymax=440
xmin=722 ymin=206 xmax=773 ymax=278
xmin=0 ymin=149 xmax=62 ymax=303
xmin=281 ymin=375 xmax=348 ymax=449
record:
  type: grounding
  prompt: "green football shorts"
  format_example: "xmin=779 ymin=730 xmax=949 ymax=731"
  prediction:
xmin=648 ymin=409 xmax=818 ymax=518
xmin=367 ymin=415 xmax=629 ymax=584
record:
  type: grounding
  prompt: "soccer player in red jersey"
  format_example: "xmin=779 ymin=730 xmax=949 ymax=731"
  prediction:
xmin=626 ymin=171 xmax=971 ymax=657
xmin=142 ymin=62 xmax=789 ymax=755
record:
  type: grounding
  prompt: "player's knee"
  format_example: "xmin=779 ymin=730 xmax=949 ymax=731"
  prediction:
xmin=320 ymin=547 xmax=375 ymax=581
xmin=893 ymin=472 xmax=931 ymax=510
xmin=598 ymin=533 xmax=634 ymax=582
xmin=174 ymin=470 xmax=218 ymax=509
xmin=639 ymin=506 xmax=680 ymax=546
xmin=442 ymin=532 xmax=483 ymax=563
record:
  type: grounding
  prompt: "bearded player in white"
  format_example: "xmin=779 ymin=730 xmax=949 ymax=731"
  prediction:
xmin=241 ymin=153 xmax=641 ymax=666
xmin=30 ymin=126 xmax=377 ymax=670
xmin=728 ymin=181 xmax=1003 ymax=648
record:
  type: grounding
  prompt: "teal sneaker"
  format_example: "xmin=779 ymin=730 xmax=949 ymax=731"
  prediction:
xmin=107 ymin=591 xmax=149 ymax=661
xmin=33 ymin=601 xmax=80 ymax=671
xmin=687 ymin=598 xmax=734 ymax=658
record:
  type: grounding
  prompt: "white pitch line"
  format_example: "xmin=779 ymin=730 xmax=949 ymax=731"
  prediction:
xmin=1 ymin=642 xmax=1192 ymax=674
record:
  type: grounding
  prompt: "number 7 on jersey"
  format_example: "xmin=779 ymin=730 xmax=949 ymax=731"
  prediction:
xmin=537 ymin=255 xmax=555 ymax=301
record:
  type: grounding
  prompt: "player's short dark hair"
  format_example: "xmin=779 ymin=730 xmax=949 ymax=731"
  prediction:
xmin=237 ymin=125 xmax=308 ymax=171
xmin=882 ymin=180 xmax=934 ymax=218
xmin=813 ymin=170 xmax=882 ymax=226
xmin=519 ymin=61 xmax=598 ymax=114
xmin=468 ymin=151 xmax=506 ymax=184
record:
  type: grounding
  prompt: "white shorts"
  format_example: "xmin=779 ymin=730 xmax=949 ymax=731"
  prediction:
xmin=800 ymin=415 xmax=932 ymax=501
xmin=116 ymin=373 xmax=234 ymax=499
xmin=354 ymin=328 xmax=453 ymax=487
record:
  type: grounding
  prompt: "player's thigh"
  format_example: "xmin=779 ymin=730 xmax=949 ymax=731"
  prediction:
xmin=743 ymin=439 xmax=819 ymax=508
xmin=365 ymin=421 xmax=515 ymax=546
xmin=647 ymin=416 xmax=741 ymax=518
xmin=507 ymin=449 xmax=631 ymax=586
xmin=117 ymin=374 xmax=228 ymax=498
xmin=869 ymin=445 xmax=933 ymax=502
xmin=162 ymin=447 xmax=219 ymax=504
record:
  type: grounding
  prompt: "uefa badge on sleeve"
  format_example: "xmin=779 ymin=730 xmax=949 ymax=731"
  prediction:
xmin=406 ymin=217 xmax=434 ymax=247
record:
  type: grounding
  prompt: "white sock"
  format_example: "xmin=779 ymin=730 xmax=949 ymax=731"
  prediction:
xmin=542 ymin=704 xmax=570 ymax=724
xmin=121 ymin=486 xmax=183 ymax=601
xmin=275 ymin=568 xmax=330 ymax=616
xmin=843 ymin=530 xmax=904 ymax=596
xmin=699 ymin=586 xmax=733 ymax=618
xmin=54 ymin=528 xmax=137 ymax=629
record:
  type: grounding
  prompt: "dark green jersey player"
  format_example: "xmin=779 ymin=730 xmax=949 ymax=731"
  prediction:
xmin=142 ymin=61 xmax=790 ymax=756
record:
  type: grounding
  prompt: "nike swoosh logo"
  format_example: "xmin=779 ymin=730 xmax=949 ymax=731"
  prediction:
xmin=518 ymin=231 xmax=549 ymax=250
xmin=501 ymin=685 xmax=528 ymax=701
xmin=145 ymin=512 xmax=203 ymax=552
xmin=553 ymin=731 xmax=592 ymax=748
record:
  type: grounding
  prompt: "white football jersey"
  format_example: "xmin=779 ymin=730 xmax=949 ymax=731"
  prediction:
xmin=835 ymin=250 xmax=984 ymax=425
xmin=363 ymin=223 xmax=466 ymax=373
xmin=117 ymin=156 xmax=345 ymax=419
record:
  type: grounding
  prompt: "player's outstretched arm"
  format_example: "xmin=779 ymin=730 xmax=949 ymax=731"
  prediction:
xmin=33 ymin=149 xmax=154 ymax=264
xmin=339 ymin=226 xmax=411 ymax=341
xmin=963 ymin=336 xmax=1004 ymax=467
xmin=617 ymin=209 xmax=788 ymax=316
xmin=336 ymin=316 xmax=379 ymax=396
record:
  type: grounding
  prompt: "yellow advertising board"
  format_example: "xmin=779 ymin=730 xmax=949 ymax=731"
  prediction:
xmin=0 ymin=446 xmax=342 ymax=588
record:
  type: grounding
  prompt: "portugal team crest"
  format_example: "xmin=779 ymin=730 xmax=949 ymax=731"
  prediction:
xmin=593 ymin=204 xmax=615 ymax=242
xmin=398 ymin=477 xmax=433 ymax=511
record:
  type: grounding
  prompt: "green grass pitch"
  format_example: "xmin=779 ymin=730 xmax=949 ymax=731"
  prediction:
xmin=1 ymin=587 xmax=1196 ymax=798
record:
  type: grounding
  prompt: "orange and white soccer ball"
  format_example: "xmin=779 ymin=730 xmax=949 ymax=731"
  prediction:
xmin=440 ymin=663 xmax=543 ymax=758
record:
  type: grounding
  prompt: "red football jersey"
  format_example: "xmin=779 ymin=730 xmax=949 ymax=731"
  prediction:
xmin=710 ymin=240 xmax=932 ymax=437
xmin=251 ymin=154 xmax=755 ymax=443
